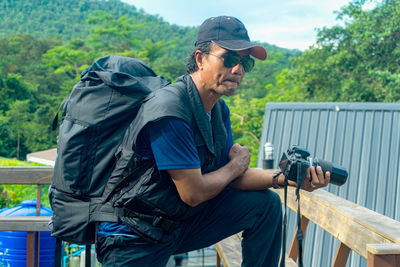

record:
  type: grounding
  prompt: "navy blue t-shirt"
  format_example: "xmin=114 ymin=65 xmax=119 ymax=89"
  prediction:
xmin=98 ymin=102 xmax=233 ymax=237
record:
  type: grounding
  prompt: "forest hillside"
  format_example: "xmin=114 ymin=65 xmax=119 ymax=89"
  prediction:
xmin=0 ymin=0 xmax=398 ymax=167
xmin=0 ymin=0 xmax=301 ymax=165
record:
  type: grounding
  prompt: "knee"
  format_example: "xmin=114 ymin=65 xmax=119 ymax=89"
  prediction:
xmin=259 ymin=189 xmax=282 ymax=217
xmin=269 ymin=190 xmax=282 ymax=215
xmin=247 ymin=189 xmax=282 ymax=215
xmin=243 ymin=190 xmax=282 ymax=234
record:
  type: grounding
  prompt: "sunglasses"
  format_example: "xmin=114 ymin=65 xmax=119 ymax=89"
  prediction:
xmin=205 ymin=51 xmax=255 ymax=72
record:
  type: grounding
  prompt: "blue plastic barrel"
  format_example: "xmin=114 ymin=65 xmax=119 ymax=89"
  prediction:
xmin=0 ymin=200 xmax=55 ymax=267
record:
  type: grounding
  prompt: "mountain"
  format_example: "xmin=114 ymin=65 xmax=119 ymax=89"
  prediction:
xmin=0 ymin=0 xmax=300 ymax=61
xmin=0 ymin=0 xmax=302 ymax=161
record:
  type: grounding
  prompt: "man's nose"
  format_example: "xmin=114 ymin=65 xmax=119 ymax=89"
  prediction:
xmin=232 ymin=62 xmax=245 ymax=75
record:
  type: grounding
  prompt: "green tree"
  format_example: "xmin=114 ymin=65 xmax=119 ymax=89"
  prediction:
xmin=42 ymin=39 xmax=91 ymax=79
xmin=152 ymin=57 xmax=186 ymax=82
xmin=280 ymin=0 xmax=400 ymax=102
xmin=137 ymin=39 xmax=176 ymax=64
xmin=6 ymin=100 xmax=30 ymax=159
xmin=0 ymin=115 xmax=16 ymax=157
xmin=227 ymin=94 xmax=268 ymax=167
xmin=23 ymin=104 xmax=58 ymax=153
xmin=86 ymin=11 xmax=144 ymax=54
xmin=239 ymin=49 xmax=301 ymax=100
xmin=0 ymin=73 xmax=34 ymax=112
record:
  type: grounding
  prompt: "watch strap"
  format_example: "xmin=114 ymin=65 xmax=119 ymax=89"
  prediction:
xmin=272 ymin=170 xmax=282 ymax=189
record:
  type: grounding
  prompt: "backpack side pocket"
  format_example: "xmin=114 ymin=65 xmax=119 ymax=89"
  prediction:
xmin=53 ymin=116 xmax=96 ymax=195
xmin=49 ymin=188 xmax=94 ymax=244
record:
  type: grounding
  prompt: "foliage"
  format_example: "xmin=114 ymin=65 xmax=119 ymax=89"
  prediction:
xmin=0 ymin=34 xmax=61 ymax=159
xmin=238 ymin=49 xmax=301 ymax=100
xmin=227 ymin=94 xmax=268 ymax=167
xmin=0 ymin=0 xmax=195 ymax=61
xmin=0 ymin=0 xmax=299 ymax=162
xmin=86 ymin=11 xmax=144 ymax=54
xmin=225 ymin=0 xmax=400 ymax=164
xmin=0 ymin=157 xmax=44 ymax=167
xmin=279 ymin=0 xmax=400 ymax=102
xmin=42 ymin=39 xmax=92 ymax=79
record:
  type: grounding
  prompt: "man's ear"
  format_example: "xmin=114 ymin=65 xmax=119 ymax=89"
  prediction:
xmin=194 ymin=50 xmax=204 ymax=70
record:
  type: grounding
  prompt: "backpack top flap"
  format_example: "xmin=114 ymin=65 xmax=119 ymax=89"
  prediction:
xmin=53 ymin=56 xmax=169 ymax=197
xmin=82 ymin=55 xmax=158 ymax=77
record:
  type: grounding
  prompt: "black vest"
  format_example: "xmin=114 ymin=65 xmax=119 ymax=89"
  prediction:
xmin=103 ymin=75 xmax=228 ymax=242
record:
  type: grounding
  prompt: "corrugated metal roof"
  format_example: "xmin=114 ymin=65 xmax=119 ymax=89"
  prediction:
xmin=257 ymin=102 xmax=400 ymax=267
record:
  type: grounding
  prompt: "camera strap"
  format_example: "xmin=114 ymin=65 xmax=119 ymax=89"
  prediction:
xmin=295 ymin=161 xmax=305 ymax=267
xmin=280 ymin=161 xmax=305 ymax=267
xmin=296 ymin=191 xmax=304 ymax=267
xmin=279 ymin=177 xmax=288 ymax=267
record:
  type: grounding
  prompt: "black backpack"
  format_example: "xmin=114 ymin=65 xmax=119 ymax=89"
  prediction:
xmin=49 ymin=55 xmax=169 ymax=244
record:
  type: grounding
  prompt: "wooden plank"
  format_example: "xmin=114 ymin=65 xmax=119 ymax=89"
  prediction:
xmin=367 ymin=253 xmax=400 ymax=267
xmin=215 ymin=233 xmax=242 ymax=267
xmin=367 ymin=244 xmax=400 ymax=255
xmin=216 ymin=233 xmax=298 ymax=267
xmin=332 ymin=242 xmax=351 ymax=267
xmin=367 ymin=244 xmax=400 ymax=267
xmin=0 ymin=167 xmax=53 ymax=184
xmin=0 ymin=216 xmax=51 ymax=232
xmin=272 ymin=187 xmax=400 ymax=259
xmin=285 ymin=257 xmax=299 ymax=267
xmin=288 ymin=216 xmax=309 ymax=261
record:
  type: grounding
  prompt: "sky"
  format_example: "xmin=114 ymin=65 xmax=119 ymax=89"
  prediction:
xmin=121 ymin=0 xmax=362 ymax=51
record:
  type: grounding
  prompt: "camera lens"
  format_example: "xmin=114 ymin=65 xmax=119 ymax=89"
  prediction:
xmin=313 ymin=158 xmax=348 ymax=186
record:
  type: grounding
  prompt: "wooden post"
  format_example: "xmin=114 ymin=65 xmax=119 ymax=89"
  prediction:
xmin=35 ymin=184 xmax=42 ymax=267
xmin=367 ymin=244 xmax=400 ymax=267
xmin=288 ymin=216 xmax=309 ymax=261
xmin=216 ymin=253 xmax=221 ymax=267
xmin=332 ymin=242 xmax=351 ymax=267
xmin=27 ymin=232 xmax=35 ymax=267
xmin=36 ymin=184 xmax=42 ymax=212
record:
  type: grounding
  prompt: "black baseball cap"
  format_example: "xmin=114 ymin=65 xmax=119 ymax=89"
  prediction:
xmin=195 ymin=16 xmax=267 ymax=60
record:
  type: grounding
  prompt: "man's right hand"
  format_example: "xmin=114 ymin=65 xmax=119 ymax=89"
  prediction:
xmin=228 ymin=143 xmax=250 ymax=175
xmin=168 ymin=143 xmax=251 ymax=207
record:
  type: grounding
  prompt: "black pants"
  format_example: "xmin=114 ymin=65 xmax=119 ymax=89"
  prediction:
xmin=96 ymin=188 xmax=282 ymax=266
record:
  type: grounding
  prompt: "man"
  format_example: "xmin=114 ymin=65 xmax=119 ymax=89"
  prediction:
xmin=96 ymin=16 xmax=330 ymax=266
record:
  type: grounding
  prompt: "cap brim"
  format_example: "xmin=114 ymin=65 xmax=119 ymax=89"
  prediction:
xmin=213 ymin=40 xmax=267 ymax=60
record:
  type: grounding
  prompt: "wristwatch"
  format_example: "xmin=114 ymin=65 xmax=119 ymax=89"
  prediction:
xmin=272 ymin=170 xmax=282 ymax=189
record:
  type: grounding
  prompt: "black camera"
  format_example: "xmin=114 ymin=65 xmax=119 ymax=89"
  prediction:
xmin=279 ymin=145 xmax=348 ymax=186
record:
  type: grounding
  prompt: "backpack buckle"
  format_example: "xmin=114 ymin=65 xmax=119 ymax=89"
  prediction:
xmin=152 ymin=216 xmax=180 ymax=234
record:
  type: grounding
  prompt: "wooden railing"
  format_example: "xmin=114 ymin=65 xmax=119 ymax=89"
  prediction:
xmin=0 ymin=167 xmax=53 ymax=267
xmin=0 ymin=167 xmax=74 ymax=267
xmin=216 ymin=186 xmax=400 ymax=267
xmin=2 ymin=167 xmax=400 ymax=267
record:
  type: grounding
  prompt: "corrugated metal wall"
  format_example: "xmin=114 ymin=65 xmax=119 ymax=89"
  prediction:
xmin=257 ymin=102 xmax=400 ymax=267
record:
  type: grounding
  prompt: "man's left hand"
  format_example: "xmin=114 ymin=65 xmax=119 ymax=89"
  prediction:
xmin=287 ymin=166 xmax=330 ymax=192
